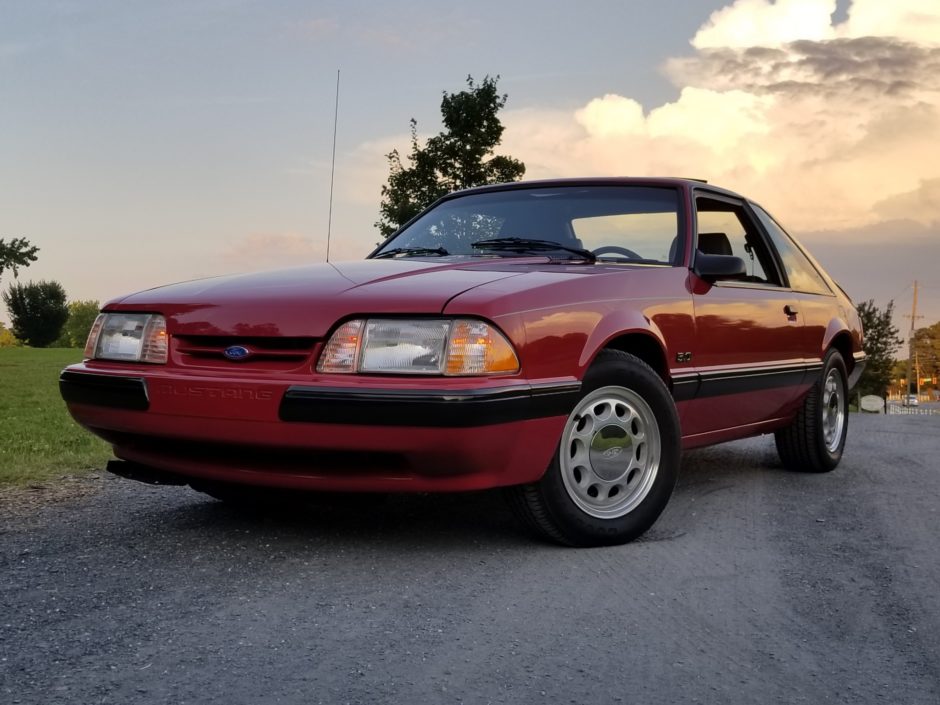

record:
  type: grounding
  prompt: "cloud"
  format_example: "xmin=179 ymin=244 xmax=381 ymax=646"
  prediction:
xmin=692 ymin=0 xmax=940 ymax=48
xmin=222 ymin=232 xmax=325 ymax=270
xmin=485 ymin=0 xmax=940 ymax=235
xmin=665 ymin=37 xmax=940 ymax=97
xmin=297 ymin=18 xmax=340 ymax=41
xmin=873 ymin=178 xmax=940 ymax=224
xmin=840 ymin=0 xmax=940 ymax=45
xmin=692 ymin=0 xmax=838 ymax=48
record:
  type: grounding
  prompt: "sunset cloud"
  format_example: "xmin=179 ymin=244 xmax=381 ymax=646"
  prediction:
xmin=490 ymin=0 xmax=940 ymax=236
xmin=692 ymin=0 xmax=940 ymax=48
xmin=348 ymin=1 xmax=940 ymax=236
xmin=692 ymin=0 xmax=837 ymax=48
xmin=222 ymin=232 xmax=325 ymax=270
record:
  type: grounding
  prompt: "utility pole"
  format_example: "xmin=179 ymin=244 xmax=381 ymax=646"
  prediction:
xmin=904 ymin=280 xmax=924 ymax=404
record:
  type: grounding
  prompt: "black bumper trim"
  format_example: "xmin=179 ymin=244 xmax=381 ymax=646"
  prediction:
xmin=60 ymin=371 xmax=150 ymax=411
xmin=279 ymin=382 xmax=582 ymax=427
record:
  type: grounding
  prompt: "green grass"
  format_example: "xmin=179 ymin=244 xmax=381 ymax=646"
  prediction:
xmin=0 ymin=348 xmax=112 ymax=485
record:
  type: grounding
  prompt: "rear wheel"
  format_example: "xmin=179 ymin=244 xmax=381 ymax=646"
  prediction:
xmin=507 ymin=350 xmax=681 ymax=547
xmin=775 ymin=349 xmax=848 ymax=473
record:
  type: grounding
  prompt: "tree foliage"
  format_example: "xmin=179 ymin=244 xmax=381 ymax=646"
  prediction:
xmin=2 ymin=280 xmax=70 ymax=348
xmin=910 ymin=320 xmax=940 ymax=387
xmin=376 ymin=75 xmax=526 ymax=238
xmin=855 ymin=299 xmax=902 ymax=398
xmin=0 ymin=322 xmax=19 ymax=347
xmin=58 ymin=300 xmax=101 ymax=348
xmin=0 ymin=237 xmax=40 ymax=285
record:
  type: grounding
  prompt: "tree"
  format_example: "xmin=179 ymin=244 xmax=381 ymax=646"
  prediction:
xmin=376 ymin=75 xmax=526 ymax=238
xmin=2 ymin=280 xmax=69 ymax=348
xmin=855 ymin=299 xmax=902 ymax=398
xmin=907 ymin=320 xmax=940 ymax=392
xmin=0 ymin=238 xmax=40 ymax=285
xmin=0 ymin=322 xmax=18 ymax=347
xmin=58 ymin=300 xmax=101 ymax=348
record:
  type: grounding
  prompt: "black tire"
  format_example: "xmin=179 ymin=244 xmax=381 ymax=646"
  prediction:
xmin=775 ymin=349 xmax=848 ymax=473
xmin=506 ymin=349 xmax=681 ymax=547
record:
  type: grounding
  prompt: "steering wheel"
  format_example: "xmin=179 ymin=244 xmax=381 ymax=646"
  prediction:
xmin=592 ymin=245 xmax=642 ymax=259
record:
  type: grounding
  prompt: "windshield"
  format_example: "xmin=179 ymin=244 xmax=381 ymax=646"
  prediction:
xmin=372 ymin=186 xmax=682 ymax=264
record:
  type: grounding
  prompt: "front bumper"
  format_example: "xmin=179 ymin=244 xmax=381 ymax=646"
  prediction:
xmin=60 ymin=367 xmax=580 ymax=492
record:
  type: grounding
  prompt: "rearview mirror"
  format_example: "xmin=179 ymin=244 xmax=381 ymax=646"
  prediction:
xmin=692 ymin=253 xmax=747 ymax=282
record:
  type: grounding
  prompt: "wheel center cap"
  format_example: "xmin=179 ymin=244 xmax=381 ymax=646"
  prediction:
xmin=589 ymin=425 xmax=632 ymax=481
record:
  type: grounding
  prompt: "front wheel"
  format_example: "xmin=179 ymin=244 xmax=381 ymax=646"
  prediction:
xmin=775 ymin=348 xmax=848 ymax=473
xmin=507 ymin=350 xmax=681 ymax=547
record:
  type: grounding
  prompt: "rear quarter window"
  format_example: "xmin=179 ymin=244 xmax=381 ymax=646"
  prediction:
xmin=751 ymin=204 xmax=832 ymax=296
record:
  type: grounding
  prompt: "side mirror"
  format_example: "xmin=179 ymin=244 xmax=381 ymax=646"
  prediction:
xmin=693 ymin=252 xmax=747 ymax=282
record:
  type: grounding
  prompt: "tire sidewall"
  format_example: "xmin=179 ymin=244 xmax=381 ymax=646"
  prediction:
xmin=539 ymin=351 xmax=681 ymax=545
xmin=816 ymin=349 xmax=849 ymax=468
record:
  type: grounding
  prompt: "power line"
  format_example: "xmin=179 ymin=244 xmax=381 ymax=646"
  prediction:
xmin=886 ymin=282 xmax=913 ymax=303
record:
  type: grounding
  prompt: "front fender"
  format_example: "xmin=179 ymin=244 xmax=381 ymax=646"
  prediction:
xmin=579 ymin=309 xmax=668 ymax=372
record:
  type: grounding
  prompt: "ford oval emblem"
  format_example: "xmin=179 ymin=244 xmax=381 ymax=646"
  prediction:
xmin=223 ymin=345 xmax=251 ymax=361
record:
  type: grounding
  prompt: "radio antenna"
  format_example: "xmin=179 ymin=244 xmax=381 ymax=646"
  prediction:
xmin=326 ymin=69 xmax=340 ymax=262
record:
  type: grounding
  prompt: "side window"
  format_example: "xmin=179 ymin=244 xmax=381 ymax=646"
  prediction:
xmin=695 ymin=197 xmax=782 ymax=286
xmin=751 ymin=205 xmax=832 ymax=295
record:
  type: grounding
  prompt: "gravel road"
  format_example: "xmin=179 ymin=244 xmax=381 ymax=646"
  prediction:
xmin=2 ymin=414 xmax=939 ymax=705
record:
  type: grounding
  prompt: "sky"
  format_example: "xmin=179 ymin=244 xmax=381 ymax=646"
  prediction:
xmin=2 ymin=0 xmax=939 ymax=331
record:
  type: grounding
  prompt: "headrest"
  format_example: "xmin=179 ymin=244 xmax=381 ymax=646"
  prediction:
xmin=697 ymin=232 xmax=733 ymax=256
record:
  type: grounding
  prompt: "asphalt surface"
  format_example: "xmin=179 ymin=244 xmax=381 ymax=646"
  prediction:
xmin=2 ymin=414 xmax=939 ymax=705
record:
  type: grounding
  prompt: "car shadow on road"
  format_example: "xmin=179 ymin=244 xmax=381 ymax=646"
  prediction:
xmin=125 ymin=436 xmax=792 ymax=551
xmin=138 ymin=486 xmax=538 ymax=551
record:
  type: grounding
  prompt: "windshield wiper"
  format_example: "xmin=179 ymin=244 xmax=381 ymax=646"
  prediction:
xmin=373 ymin=246 xmax=450 ymax=259
xmin=471 ymin=237 xmax=596 ymax=263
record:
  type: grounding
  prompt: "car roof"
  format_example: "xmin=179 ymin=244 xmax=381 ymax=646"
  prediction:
xmin=445 ymin=177 xmax=745 ymax=201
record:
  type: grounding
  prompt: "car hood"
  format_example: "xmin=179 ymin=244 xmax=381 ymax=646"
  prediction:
xmin=108 ymin=259 xmax=531 ymax=337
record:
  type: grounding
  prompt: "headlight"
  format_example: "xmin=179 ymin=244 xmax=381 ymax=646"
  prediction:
xmin=84 ymin=313 xmax=168 ymax=364
xmin=317 ymin=318 xmax=519 ymax=376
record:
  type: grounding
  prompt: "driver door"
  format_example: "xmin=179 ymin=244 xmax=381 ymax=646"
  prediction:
xmin=682 ymin=193 xmax=806 ymax=439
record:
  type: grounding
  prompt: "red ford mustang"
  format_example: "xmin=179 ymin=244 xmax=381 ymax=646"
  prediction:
xmin=61 ymin=178 xmax=865 ymax=546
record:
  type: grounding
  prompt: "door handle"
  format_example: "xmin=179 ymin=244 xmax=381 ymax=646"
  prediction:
xmin=784 ymin=305 xmax=799 ymax=316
